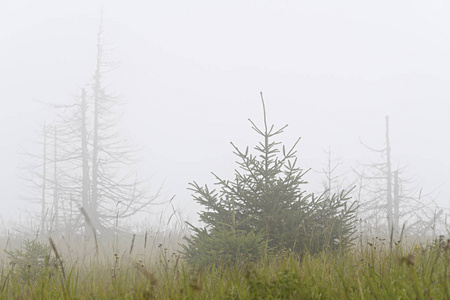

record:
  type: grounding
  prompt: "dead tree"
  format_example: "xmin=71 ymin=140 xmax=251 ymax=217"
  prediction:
xmin=41 ymin=124 xmax=47 ymax=235
xmin=319 ymin=147 xmax=353 ymax=200
xmin=21 ymin=23 xmax=163 ymax=238
xmin=19 ymin=122 xmax=60 ymax=238
xmin=81 ymin=89 xmax=89 ymax=226
xmin=82 ymin=26 xmax=160 ymax=235
xmin=385 ymin=116 xmax=393 ymax=232
xmin=50 ymin=126 xmax=59 ymax=234
xmin=49 ymin=26 xmax=159 ymax=236
xmin=355 ymin=116 xmax=442 ymax=238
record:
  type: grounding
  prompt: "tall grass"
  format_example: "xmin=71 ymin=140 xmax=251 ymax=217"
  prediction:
xmin=1 ymin=233 xmax=450 ymax=299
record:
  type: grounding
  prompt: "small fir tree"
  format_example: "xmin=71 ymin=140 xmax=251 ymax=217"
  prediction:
xmin=183 ymin=94 xmax=356 ymax=266
xmin=6 ymin=240 xmax=59 ymax=282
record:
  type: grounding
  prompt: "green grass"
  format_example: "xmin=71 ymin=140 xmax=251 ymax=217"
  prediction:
xmin=1 ymin=238 xmax=450 ymax=299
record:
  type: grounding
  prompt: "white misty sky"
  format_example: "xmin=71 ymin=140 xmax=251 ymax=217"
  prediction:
xmin=0 ymin=1 xmax=449 ymax=224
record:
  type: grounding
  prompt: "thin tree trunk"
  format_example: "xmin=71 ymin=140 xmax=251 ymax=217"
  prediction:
xmin=41 ymin=123 xmax=47 ymax=236
xmin=394 ymin=170 xmax=399 ymax=233
xmin=327 ymin=147 xmax=332 ymax=201
xmin=91 ymin=30 xmax=102 ymax=230
xmin=81 ymin=89 xmax=90 ymax=234
xmin=386 ymin=116 xmax=393 ymax=233
xmin=53 ymin=126 xmax=59 ymax=233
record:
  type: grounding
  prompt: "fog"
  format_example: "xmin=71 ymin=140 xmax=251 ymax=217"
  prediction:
xmin=1 ymin=0 xmax=450 ymax=232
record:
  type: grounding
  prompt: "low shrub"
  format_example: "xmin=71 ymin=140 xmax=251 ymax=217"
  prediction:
xmin=6 ymin=239 xmax=59 ymax=282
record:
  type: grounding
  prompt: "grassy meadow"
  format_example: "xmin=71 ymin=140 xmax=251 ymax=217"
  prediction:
xmin=1 ymin=231 xmax=450 ymax=299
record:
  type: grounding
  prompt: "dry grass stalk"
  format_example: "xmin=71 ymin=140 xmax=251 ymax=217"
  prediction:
xmin=48 ymin=237 xmax=66 ymax=279
xmin=80 ymin=207 xmax=99 ymax=257
xmin=130 ymin=234 xmax=136 ymax=255
xmin=144 ymin=231 xmax=148 ymax=249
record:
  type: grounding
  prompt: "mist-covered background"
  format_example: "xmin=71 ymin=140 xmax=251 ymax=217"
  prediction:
xmin=1 ymin=0 xmax=449 ymax=226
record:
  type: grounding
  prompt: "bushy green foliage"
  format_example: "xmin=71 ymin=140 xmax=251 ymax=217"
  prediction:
xmin=181 ymin=224 xmax=266 ymax=267
xmin=183 ymin=96 xmax=357 ymax=266
xmin=6 ymin=239 xmax=58 ymax=282
xmin=246 ymin=269 xmax=299 ymax=299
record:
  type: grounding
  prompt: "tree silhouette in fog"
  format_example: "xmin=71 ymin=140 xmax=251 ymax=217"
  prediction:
xmin=22 ymin=24 xmax=160 ymax=238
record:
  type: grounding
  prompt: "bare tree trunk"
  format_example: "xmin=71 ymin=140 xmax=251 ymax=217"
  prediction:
xmin=81 ymin=89 xmax=90 ymax=234
xmin=386 ymin=116 xmax=393 ymax=233
xmin=41 ymin=124 xmax=47 ymax=236
xmin=394 ymin=170 xmax=399 ymax=233
xmin=91 ymin=29 xmax=102 ymax=230
xmin=327 ymin=147 xmax=332 ymax=201
xmin=53 ymin=126 xmax=59 ymax=233
xmin=357 ymin=116 xmax=441 ymax=236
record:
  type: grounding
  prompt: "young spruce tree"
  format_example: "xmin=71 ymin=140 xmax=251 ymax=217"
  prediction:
xmin=182 ymin=94 xmax=357 ymax=267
